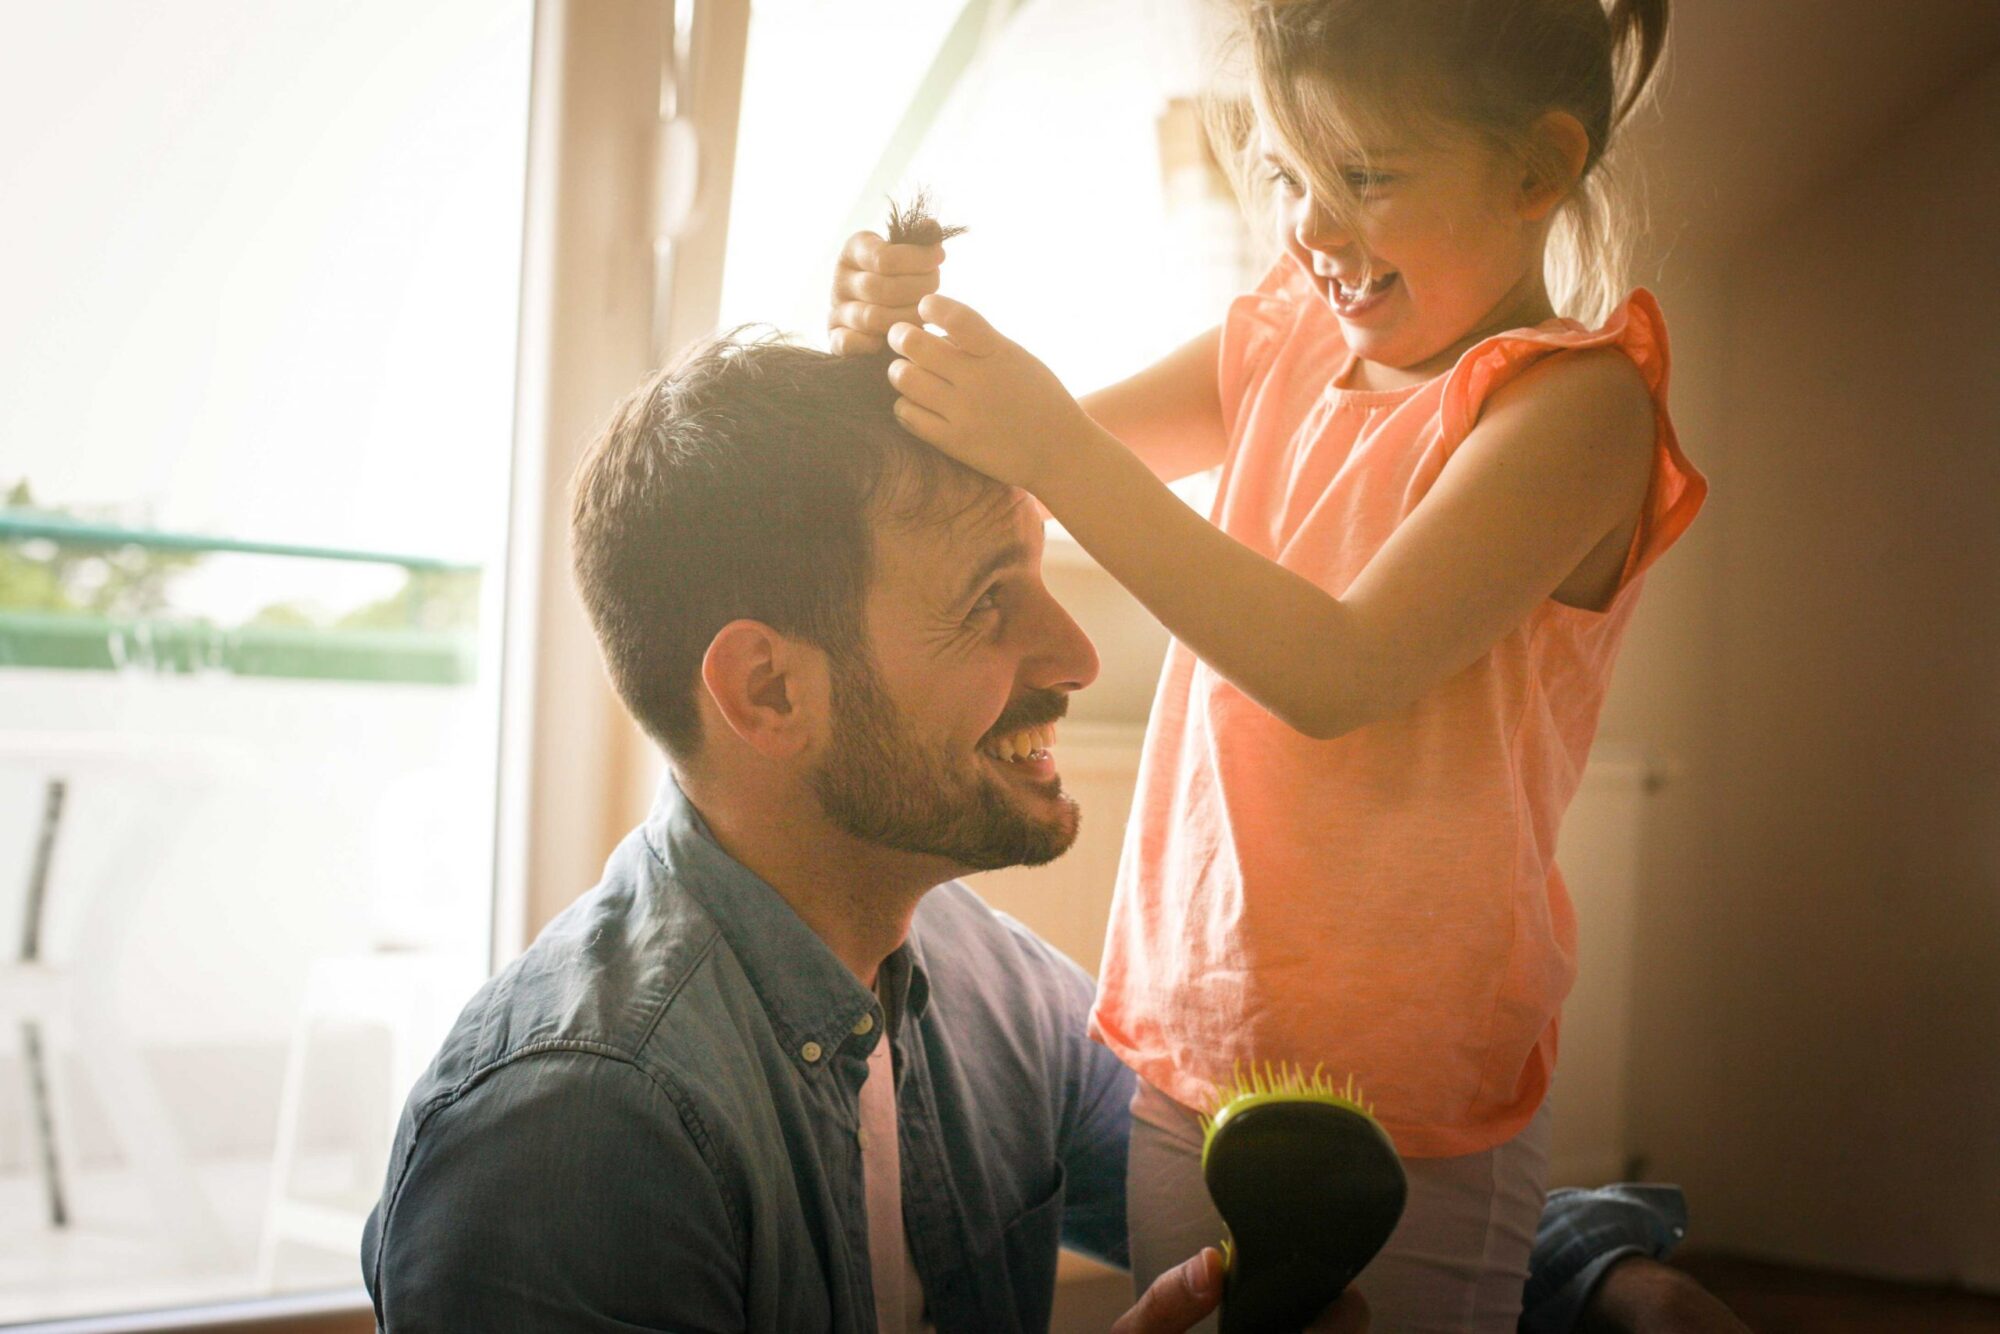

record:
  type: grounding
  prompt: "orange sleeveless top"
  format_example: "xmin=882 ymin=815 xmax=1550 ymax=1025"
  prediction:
xmin=1088 ymin=260 xmax=1707 ymax=1157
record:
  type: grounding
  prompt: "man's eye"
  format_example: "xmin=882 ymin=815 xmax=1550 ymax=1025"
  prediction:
xmin=969 ymin=585 xmax=1002 ymax=616
xmin=1343 ymin=169 xmax=1392 ymax=191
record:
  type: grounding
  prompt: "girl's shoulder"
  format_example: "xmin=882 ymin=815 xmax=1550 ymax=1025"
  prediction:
xmin=1218 ymin=256 xmax=1343 ymax=418
xmin=1441 ymin=289 xmax=1670 ymax=442
xmin=1224 ymin=254 xmax=1326 ymax=343
xmin=1441 ymin=290 xmax=1706 ymax=590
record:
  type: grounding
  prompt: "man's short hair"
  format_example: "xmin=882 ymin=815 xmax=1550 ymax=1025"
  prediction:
xmin=571 ymin=332 xmax=1003 ymax=761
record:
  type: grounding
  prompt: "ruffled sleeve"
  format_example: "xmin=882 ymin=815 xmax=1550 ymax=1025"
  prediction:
xmin=1440 ymin=288 xmax=1707 ymax=588
xmin=1216 ymin=256 xmax=1316 ymax=442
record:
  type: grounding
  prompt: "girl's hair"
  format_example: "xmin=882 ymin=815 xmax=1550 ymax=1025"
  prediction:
xmin=1207 ymin=0 xmax=1669 ymax=325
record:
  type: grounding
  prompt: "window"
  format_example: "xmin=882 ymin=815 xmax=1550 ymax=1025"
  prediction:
xmin=0 ymin=2 xmax=532 ymax=1321
xmin=718 ymin=0 xmax=1254 ymax=532
xmin=719 ymin=0 xmax=1258 ymax=397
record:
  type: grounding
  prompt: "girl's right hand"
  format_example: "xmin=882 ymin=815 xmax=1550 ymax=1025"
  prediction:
xmin=827 ymin=230 xmax=945 ymax=356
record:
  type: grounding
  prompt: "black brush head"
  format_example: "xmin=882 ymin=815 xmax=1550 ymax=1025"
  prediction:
xmin=1205 ymin=1099 xmax=1407 ymax=1334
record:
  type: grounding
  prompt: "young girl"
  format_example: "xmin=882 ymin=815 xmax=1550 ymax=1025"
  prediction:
xmin=830 ymin=1 xmax=1702 ymax=1328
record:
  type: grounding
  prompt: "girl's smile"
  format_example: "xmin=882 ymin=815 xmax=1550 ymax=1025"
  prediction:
xmin=1323 ymin=269 xmax=1400 ymax=319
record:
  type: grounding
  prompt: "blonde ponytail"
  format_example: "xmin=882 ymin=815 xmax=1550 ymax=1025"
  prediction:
xmin=1608 ymin=0 xmax=1671 ymax=131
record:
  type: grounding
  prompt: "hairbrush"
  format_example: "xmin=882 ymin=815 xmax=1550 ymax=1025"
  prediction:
xmin=1202 ymin=1065 xmax=1408 ymax=1334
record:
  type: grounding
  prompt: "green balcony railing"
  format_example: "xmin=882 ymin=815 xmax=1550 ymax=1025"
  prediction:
xmin=0 ymin=510 xmax=483 ymax=686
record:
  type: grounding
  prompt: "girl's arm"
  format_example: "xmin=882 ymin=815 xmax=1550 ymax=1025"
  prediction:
xmin=1076 ymin=326 xmax=1228 ymax=484
xmin=830 ymin=232 xmax=1226 ymax=483
xmin=887 ymin=296 xmax=1656 ymax=741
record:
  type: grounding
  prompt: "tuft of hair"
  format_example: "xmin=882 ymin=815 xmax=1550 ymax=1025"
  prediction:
xmin=569 ymin=330 xmax=1003 ymax=763
xmin=885 ymin=188 xmax=969 ymax=247
xmin=1206 ymin=0 xmax=1670 ymax=326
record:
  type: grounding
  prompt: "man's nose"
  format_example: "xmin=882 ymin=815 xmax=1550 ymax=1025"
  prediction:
xmin=1026 ymin=592 xmax=1100 ymax=696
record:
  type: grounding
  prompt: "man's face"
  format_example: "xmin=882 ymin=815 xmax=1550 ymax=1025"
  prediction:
xmin=808 ymin=486 xmax=1099 ymax=872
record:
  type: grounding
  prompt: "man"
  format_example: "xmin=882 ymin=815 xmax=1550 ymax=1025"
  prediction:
xmin=361 ymin=333 xmax=1730 ymax=1334
xmin=362 ymin=334 xmax=1333 ymax=1332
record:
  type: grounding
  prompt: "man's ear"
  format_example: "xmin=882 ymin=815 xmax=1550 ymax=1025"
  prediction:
xmin=700 ymin=620 xmax=830 ymax=761
xmin=1519 ymin=110 xmax=1591 ymax=222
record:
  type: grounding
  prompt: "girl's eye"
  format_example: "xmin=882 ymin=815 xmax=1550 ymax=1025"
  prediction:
xmin=1265 ymin=164 xmax=1389 ymax=196
xmin=1264 ymin=166 xmax=1302 ymax=195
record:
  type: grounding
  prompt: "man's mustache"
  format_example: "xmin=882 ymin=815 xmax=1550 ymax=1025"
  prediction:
xmin=981 ymin=689 xmax=1069 ymax=742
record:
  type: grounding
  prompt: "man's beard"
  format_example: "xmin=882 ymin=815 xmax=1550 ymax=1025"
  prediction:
xmin=808 ymin=653 xmax=1078 ymax=872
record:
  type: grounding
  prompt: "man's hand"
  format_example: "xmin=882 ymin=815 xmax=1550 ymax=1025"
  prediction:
xmin=886 ymin=294 xmax=1105 ymax=494
xmin=1578 ymin=1257 xmax=1752 ymax=1334
xmin=828 ymin=230 xmax=945 ymax=356
xmin=1111 ymin=1248 xmax=1372 ymax=1334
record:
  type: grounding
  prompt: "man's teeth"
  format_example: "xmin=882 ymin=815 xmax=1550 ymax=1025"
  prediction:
xmin=981 ymin=722 xmax=1057 ymax=762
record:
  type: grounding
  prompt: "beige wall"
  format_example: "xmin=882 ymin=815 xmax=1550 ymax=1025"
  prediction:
xmin=1613 ymin=59 xmax=2000 ymax=1285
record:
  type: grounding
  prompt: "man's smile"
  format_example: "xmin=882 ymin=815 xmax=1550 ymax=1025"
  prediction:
xmin=978 ymin=720 xmax=1058 ymax=783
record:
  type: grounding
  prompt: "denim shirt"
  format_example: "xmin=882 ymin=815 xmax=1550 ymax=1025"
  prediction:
xmin=362 ymin=780 xmax=1134 ymax=1333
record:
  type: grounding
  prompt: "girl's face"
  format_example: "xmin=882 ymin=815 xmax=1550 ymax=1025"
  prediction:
xmin=1260 ymin=120 xmax=1557 ymax=385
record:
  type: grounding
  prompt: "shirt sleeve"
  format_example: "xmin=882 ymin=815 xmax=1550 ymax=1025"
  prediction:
xmin=363 ymin=1049 xmax=745 ymax=1333
xmin=1520 ymin=1184 xmax=1689 ymax=1334
xmin=1438 ymin=288 xmax=1708 ymax=593
xmin=1216 ymin=255 xmax=1311 ymax=444
xmin=1047 ymin=953 xmax=1138 ymax=1270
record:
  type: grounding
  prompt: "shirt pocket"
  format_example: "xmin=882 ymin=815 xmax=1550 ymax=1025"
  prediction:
xmin=992 ymin=1162 xmax=1066 ymax=1334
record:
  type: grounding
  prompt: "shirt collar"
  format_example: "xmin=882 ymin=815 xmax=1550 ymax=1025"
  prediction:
xmin=642 ymin=776 xmax=931 ymax=1071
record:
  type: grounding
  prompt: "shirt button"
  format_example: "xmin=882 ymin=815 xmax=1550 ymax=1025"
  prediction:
xmin=852 ymin=1013 xmax=875 ymax=1036
xmin=800 ymin=1041 xmax=823 ymax=1063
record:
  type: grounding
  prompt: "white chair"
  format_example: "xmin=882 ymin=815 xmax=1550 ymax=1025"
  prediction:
xmin=255 ymin=949 xmax=483 ymax=1286
xmin=1 ymin=733 xmax=246 ymax=1265
xmin=257 ymin=767 xmax=485 ymax=1288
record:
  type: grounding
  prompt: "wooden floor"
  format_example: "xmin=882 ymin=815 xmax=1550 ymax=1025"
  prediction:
xmin=1678 ymin=1252 xmax=2000 ymax=1334
xmin=1047 ymin=1250 xmax=2000 ymax=1334
xmin=103 ymin=1252 xmax=2000 ymax=1332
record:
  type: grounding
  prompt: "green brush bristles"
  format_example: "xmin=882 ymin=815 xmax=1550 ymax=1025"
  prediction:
xmin=1200 ymin=1063 xmax=1378 ymax=1170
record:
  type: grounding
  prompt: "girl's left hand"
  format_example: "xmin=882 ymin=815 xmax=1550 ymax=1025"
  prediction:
xmin=886 ymin=294 xmax=1097 ymax=494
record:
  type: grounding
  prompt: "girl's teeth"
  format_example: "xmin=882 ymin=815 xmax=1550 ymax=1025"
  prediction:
xmin=1337 ymin=274 xmax=1393 ymax=302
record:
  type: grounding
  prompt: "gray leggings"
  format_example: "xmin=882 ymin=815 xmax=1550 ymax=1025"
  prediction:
xmin=1127 ymin=1078 xmax=1553 ymax=1334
